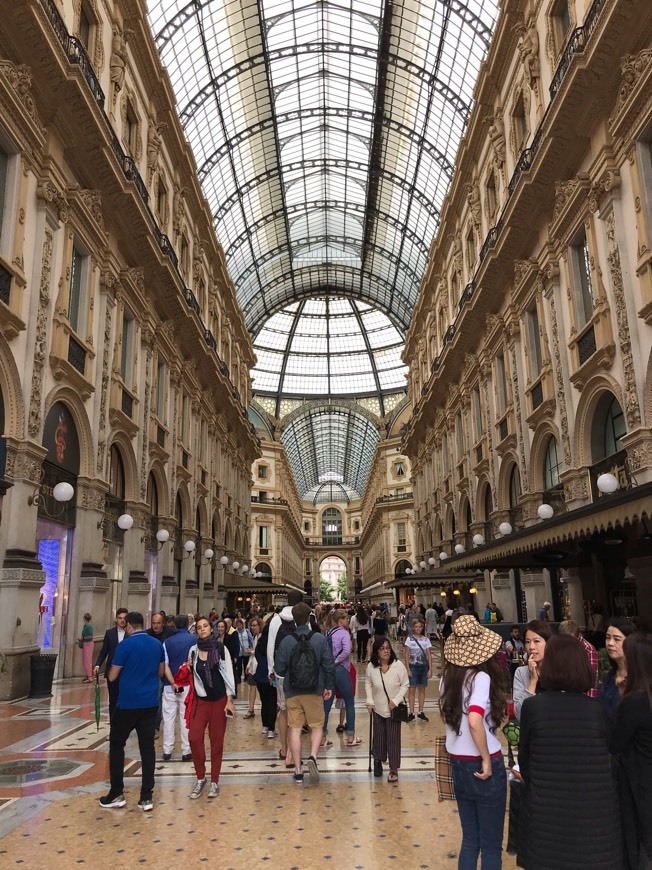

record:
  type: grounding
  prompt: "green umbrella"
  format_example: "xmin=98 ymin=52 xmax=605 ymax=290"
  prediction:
xmin=94 ymin=673 xmax=102 ymax=731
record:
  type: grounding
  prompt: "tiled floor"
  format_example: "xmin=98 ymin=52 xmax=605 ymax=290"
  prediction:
xmin=0 ymin=645 xmax=517 ymax=868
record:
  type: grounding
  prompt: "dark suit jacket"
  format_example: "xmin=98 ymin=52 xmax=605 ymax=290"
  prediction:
xmin=95 ymin=626 xmax=121 ymax=675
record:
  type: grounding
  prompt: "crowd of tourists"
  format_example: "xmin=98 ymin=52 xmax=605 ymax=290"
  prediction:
xmin=92 ymin=596 xmax=651 ymax=870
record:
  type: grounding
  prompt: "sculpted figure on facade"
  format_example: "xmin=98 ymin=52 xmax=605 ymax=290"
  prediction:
xmin=466 ymin=181 xmax=482 ymax=227
xmin=110 ymin=23 xmax=134 ymax=92
xmin=147 ymin=118 xmax=167 ymax=175
xmin=515 ymin=19 xmax=540 ymax=89
xmin=487 ymin=108 xmax=506 ymax=166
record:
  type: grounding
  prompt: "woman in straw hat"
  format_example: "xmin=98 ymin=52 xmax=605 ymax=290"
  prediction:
xmin=439 ymin=614 xmax=508 ymax=870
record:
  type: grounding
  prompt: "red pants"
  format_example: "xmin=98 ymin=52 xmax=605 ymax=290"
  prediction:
xmin=188 ymin=696 xmax=227 ymax=783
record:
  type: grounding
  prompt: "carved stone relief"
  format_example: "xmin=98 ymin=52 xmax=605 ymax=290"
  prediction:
xmin=604 ymin=209 xmax=641 ymax=428
xmin=545 ymin=285 xmax=572 ymax=466
xmin=28 ymin=228 xmax=53 ymax=438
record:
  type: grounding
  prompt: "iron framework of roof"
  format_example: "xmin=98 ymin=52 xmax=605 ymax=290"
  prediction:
xmin=148 ymin=0 xmax=500 ymax=500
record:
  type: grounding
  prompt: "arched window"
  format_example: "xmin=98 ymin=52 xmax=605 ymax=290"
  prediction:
xmin=147 ymin=473 xmax=158 ymax=515
xmin=322 ymin=507 xmax=342 ymax=545
xmin=603 ymin=398 xmax=626 ymax=458
xmin=591 ymin=395 xmax=626 ymax=462
xmin=543 ymin=437 xmax=562 ymax=490
xmin=395 ymin=559 xmax=412 ymax=576
xmin=256 ymin=562 xmax=272 ymax=581
xmin=484 ymin=486 xmax=493 ymax=520
xmin=109 ymin=445 xmax=125 ymax=499
xmin=466 ymin=501 xmax=473 ymax=531
xmin=508 ymin=465 xmax=521 ymax=508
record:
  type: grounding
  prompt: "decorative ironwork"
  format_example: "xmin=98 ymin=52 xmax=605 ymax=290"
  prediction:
xmin=577 ymin=324 xmax=597 ymax=365
xmin=121 ymin=388 xmax=133 ymax=418
xmin=458 ymin=281 xmax=475 ymax=311
xmin=184 ymin=287 xmax=200 ymax=316
xmin=67 ymin=335 xmax=86 ymax=374
xmin=0 ymin=262 xmax=11 ymax=305
xmin=508 ymin=126 xmax=544 ymax=195
xmin=589 ymin=449 xmax=630 ymax=501
xmin=444 ymin=325 xmax=456 ymax=345
xmin=67 ymin=36 xmax=104 ymax=106
xmin=549 ymin=0 xmax=607 ymax=99
xmin=531 ymin=380 xmax=544 ymax=410
xmin=99 ymin=494 xmax=126 ymax=544
xmin=479 ymin=219 xmax=504 ymax=263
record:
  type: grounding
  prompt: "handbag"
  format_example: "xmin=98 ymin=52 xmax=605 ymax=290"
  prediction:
xmin=379 ymin=669 xmax=409 ymax=723
xmin=77 ymin=639 xmax=84 ymax=650
xmin=434 ymin=735 xmax=456 ymax=801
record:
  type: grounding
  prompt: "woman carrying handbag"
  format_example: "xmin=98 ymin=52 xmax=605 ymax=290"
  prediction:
xmin=366 ymin=636 xmax=409 ymax=782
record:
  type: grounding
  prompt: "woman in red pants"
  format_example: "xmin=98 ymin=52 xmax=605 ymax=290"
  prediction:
xmin=186 ymin=617 xmax=235 ymax=799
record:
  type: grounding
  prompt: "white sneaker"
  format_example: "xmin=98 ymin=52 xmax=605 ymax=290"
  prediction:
xmin=267 ymin=731 xmax=278 ymax=739
xmin=262 ymin=728 xmax=269 ymax=736
xmin=189 ymin=778 xmax=206 ymax=799
xmin=207 ymin=782 xmax=219 ymax=798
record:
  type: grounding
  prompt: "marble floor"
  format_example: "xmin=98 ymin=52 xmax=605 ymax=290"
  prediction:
xmin=0 ymin=647 xmax=517 ymax=869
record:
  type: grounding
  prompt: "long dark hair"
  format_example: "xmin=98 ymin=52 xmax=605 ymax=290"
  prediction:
xmin=356 ymin=606 xmax=368 ymax=626
xmin=606 ymin=617 xmax=638 ymax=672
xmin=439 ymin=658 xmax=507 ymax=736
xmin=623 ymin=632 xmax=652 ymax=703
xmin=370 ymin=636 xmax=396 ymax=667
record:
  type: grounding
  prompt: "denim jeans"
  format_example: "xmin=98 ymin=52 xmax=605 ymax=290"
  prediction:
xmin=323 ymin=664 xmax=355 ymax=736
xmin=451 ymin=754 xmax=507 ymax=870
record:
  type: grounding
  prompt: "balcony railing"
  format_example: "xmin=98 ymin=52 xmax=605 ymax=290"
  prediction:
xmin=67 ymin=335 xmax=86 ymax=374
xmin=0 ymin=262 xmax=11 ymax=305
xmin=375 ymin=492 xmax=414 ymax=504
xmin=251 ymin=495 xmax=289 ymax=505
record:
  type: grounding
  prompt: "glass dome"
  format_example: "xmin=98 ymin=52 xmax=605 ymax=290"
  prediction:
xmin=252 ymin=297 xmax=407 ymax=399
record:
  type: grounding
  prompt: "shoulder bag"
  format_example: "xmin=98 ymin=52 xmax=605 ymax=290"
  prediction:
xmin=379 ymin=668 xmax=409 ymax=723
xmin=434 ymin=736 xmax=456 ymax=801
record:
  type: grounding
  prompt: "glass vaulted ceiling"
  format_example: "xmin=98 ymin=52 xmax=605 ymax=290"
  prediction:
xmin=148 ymin=0 xmax=499 ymax=500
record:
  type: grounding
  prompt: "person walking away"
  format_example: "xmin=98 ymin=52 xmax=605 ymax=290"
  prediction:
xmin=516 ymin=634 xmax=622 ymax=870
xmin=243 ymin=616 xmax=263 ymax=719
xmin=80 ymin=613 xmax=94 ymax=682
xmin=253 ymin=618 xmax=278 ymax=740
xmin=100 ymin=612 xmax=165 ymax=811
xmin=504 ymin=625 xmax=525 ymax=685
xmin=559 ymin=619 xmax=599 ymax=698
xmin=373 ymin=606 xmax=389 ymax=640
xmin=439 ymin=614 xmax=507 ymax=870
xmin=366 ymin=636 xmax=409 ymax=782
xmin=235 ymin=618 xmax=254 ymax=688
xmin=271 ymin=600 xmax=301 ymax=765
xmin=355 ymin=606 xmax=370 ymax=663
xmin=147 ymin=612 xmax=175 ymax=731
xmin=610 ymin=631 xmax=652 ymax=870
xmin=94 ymin=607 xmax=128 ymax=720
xmin=275 ymin=601 xmax=335 ymax=784
xmin=323 ymin=609 xmax=361 ymax=746
xmin=425 ymin=603 xmax=439 ymax=641
xmin=537 ymin=601 xmax=551 ymax=622
xmin=186 ymin=617 xmax=236 ymax=799
xmin=404 ymin=617 xmax=432 ymax=722
xmin=162 ymin=614 xmax=196 ymax=762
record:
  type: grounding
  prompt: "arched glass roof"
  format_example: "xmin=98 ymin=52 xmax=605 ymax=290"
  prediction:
xmin=252 ymin=297 xmax=407 ymax=400
xmin=280 ymin=406 xmax=379 ymax=500
xmin=148 ymin=0 xmax=499 ymax=334
xmin=148 ymin=0 xmax=500 ymax=500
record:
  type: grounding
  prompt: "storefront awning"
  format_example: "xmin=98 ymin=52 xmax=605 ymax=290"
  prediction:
xmin=440 ymin=482 xmax=652 ymax=571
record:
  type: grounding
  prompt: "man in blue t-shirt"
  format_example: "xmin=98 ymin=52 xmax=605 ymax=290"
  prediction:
xmin=100 ymin=612 xmax=164 ymax=812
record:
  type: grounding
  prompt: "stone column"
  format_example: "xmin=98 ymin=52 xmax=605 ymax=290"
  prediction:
xmin=492 ymin=571 xmax=517 ymax=623
xmin=520 ymin=570 xmax=549 ymax=624
xmin=0 ymin=439 xmax=47 ymax=699
xmin=562 ymin=568 xmax=585 ymax=627
xmin=76 ymin=563 xmax=110 ymax=677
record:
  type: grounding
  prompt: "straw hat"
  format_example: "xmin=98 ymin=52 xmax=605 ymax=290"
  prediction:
xmin=444 ymin=614 xmax=502 ymax=667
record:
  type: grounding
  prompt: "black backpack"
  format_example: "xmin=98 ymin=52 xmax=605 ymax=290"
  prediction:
xmin=287 ymin=631 xmax=319 ymax=692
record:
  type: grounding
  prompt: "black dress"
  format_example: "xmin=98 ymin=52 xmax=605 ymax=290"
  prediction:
xmin=517 ymin=692 xmax=621 ymax=870
xmin=610 ymin=691 xmax=652 ymax=870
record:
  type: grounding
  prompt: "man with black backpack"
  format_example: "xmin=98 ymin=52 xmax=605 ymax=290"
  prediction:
xmin=275 ymin=601 xmax=335 ymax=785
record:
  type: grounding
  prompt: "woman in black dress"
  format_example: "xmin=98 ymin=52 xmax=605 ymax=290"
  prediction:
xmin=610 ymin=631 xmax=652 ymax=870
xmin=517 ymin=634 xmax=621 ymax=869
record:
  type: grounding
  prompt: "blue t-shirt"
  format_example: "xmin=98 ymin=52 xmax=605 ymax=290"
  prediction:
xmin=113 ymin=631 xmax=165 ymax=709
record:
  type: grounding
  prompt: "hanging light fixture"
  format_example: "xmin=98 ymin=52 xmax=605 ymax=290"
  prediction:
xmin=472 ymin=533 xmax=485 ymax=546
xmin=428 ymin=556 xmax=436 ymax=566
xmin=499 ymin=522 xmax=512 ymax=536
xmin=439 ymin=551 xmax=448 ymax=560
xmin=117 ymin=514 xmax=134 ymax=531
xmin=454 ymin=544 xmax=465 ymax=555
xmin=232 ymin=561 xmax=240 ymax=571
xmin=219 ymin=555 xmax=229 ymax=566
xmin=419 ymin=561 xmax=426 ymax=569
